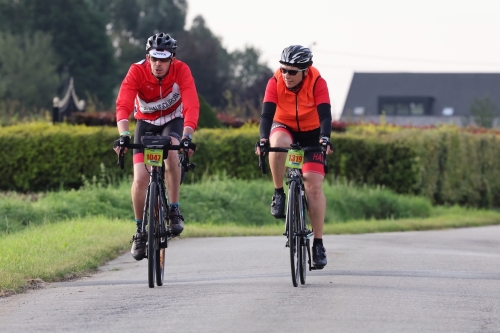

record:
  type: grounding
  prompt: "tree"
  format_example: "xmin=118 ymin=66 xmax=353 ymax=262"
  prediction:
xmin=0 ymin=0 xmax=117 ymax=107
xmin=197 ymin=94 xmax=222 ymax=128
xmin=0 ymin=31 xmax=60 ymax=112
xmin=227 ymin=46 xmax=273 ymax=118
xmin=469 ymin=95 xmax=500 ymax=128
xmin=85 ymin=0 xmax=188 ymax=83
xmin=177 ymin=16 xmax=231 ymax=108
xmin=0 ymin=0 xmax=273 ymax=117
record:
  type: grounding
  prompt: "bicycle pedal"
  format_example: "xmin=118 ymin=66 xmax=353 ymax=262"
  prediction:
xmin=310 ymin=266 xmax=324 ymax=271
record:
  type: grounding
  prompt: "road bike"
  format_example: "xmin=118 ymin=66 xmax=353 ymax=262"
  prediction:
xmin=257 ymin=142 xmax=327 ymax=287
xmin=115 ymin=133 xmax=196 ymax=288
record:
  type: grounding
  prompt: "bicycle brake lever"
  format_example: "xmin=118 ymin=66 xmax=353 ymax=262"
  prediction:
xmin=257 ymin=141 xmax=268 ymax=174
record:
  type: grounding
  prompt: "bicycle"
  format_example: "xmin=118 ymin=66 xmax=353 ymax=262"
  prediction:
xmin=257 ymin=142 xmax=328 ymax=287
xmin=114 ymin=133 xmax=196 ymax=288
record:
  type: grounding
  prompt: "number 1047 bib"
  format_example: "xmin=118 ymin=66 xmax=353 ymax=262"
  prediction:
xmin=144 ymin=148 xmax=163 ymax=167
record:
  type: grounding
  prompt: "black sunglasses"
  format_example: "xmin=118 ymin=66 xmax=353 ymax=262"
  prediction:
xmin=150 ymin=56 xmax=172 ymax=63
xmin=280 ymin=68 xmax=306 ymax=76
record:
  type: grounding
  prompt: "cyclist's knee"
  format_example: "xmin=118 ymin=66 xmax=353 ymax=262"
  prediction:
xmin=304 ymin=178 xmax=324 ymax=198
xmin=132 ymin=173 xmax=149 ymax=190
xmin=164 ymin=150 xmax=180 ymax=169
xmin=270 ymin=131 xmax=292 ymax=147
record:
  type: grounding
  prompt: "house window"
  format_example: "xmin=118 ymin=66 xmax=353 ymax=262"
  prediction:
xmin=353 ymin=107 xmax=365 ymax=115
xmin=442 ymin=107 xmax=454 ymax=116
xmin=378 ymin=96 xmax=434 ymax=116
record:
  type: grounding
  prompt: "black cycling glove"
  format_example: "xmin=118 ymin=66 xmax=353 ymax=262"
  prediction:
xmin=320 ymin=135 xmax=333 ymax=151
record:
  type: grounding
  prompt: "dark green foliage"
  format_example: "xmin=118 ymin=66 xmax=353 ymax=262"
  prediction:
xmin=177 ymin=16 xmax=232 ymax=108
xmin=0 ymin=31 xmax=60 ymax=111
xmin=197 ymin=94 xmax=222 ymax=129
xmin=0 ymin=0 xmax=117 ymax=107
xmin=469 ymin=95 xmax=499 ymax=128
xmin=0 ymin=0 xmax=273 ymax=117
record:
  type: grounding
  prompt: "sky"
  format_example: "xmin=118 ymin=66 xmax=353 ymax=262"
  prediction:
xmin=185 ymin=0 xmax=500 ymax=119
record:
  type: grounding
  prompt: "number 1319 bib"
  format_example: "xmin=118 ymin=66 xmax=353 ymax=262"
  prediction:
xmin=285 ymin=149 xmax=304 ymax=169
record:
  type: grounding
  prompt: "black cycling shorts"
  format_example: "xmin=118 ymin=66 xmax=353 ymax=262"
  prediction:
xmin=132 ymin=118 xmax=183 ymax=164
xmin=270 ymin=122 xmax=325 ymax=175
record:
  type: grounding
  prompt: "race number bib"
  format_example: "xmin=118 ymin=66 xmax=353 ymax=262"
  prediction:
xmin=144 ymin=148 xmax=163 ymax=167
xmin=285 ymin=149 xmax=304 ymax=169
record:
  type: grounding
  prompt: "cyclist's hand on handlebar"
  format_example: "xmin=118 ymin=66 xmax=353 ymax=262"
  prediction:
xmin=319 ymin=136 xmax=333 ymax=155
xmin=113 ymin=135 xmax=130 ymax=155
xmin=255 ymin=138 xmax=269 ymax=155
xmin=180 ymin=137 xmax=196 ymax=157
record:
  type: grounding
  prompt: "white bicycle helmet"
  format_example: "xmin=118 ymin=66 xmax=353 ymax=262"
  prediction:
xmin=279 ymin=45 xmax=313 ymax=68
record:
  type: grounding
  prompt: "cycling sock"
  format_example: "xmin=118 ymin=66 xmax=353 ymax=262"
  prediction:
xmin=313 ymin=238 xmax=323 ymax=246
xmin=275 ymin=187 xmax=285 ymax=194
xmin=135 ymin=219 xmax=142 ymax=233
xmin=170 ymin=202 xmax=179 ymax=210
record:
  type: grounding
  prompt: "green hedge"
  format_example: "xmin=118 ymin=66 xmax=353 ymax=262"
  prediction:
xmin=2 ymin=122 xmax=500 ymax=208
xmin=0 ymin=123 xmax=131 ymax=192
xmin=400 ymin=130 xmax=500 ymax=207
xmin=328 ymin=133 xmax=420 ymax=194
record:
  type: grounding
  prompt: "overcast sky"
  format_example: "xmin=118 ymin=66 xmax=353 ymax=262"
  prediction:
xmin=185 ymin=0 xmax=500 ymax=119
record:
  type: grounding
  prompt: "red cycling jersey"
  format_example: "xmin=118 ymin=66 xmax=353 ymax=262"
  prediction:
xmin=116 ymin=58 xmax=199 ymax=130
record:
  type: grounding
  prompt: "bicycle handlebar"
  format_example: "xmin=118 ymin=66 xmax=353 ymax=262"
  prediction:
xmin=113 ymin=137 xmax=197 ymax=172
xmin=257 ymin=143 xmax=328 ymax=175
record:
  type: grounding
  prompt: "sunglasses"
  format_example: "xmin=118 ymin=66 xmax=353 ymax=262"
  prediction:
xmin=150 ymin=56 xmax=172 ymax=63
xmin=280 ymin=68 xmax=306 ymax=76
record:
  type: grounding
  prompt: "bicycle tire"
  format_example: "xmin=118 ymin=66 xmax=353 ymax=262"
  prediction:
xmin=156 ymin=248 xmax=165 ymax=286
xmin=298 ymin=191 xmax=307 ymax=285
xmin=148 ymin=181 xmax=157 ymax=288
xmin=287 ymin=181 xmax=299 ymax=287
xmin=155 ymin=184 xmax=168 ymax=286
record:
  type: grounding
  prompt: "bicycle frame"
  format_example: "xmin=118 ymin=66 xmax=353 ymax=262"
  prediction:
xmin=114 ymin=133 xmax=196 ymax=288
xmin=141 ymin=164 xmax=169 ymax=244
xmin=257 ymin=142 xmax=327 ymax=286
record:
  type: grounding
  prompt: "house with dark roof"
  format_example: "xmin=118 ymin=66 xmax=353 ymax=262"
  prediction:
xmin=340 ymin=73 xmax=500 ymax=126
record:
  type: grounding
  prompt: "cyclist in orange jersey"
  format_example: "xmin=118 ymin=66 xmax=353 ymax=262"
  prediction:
xmin=113 ymin=32 xmax=199 ymax=261
xmin=255 ymin=45 xmax=333 ymax=269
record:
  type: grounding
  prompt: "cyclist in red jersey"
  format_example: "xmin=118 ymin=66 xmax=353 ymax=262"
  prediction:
xmin=255 ymin=45 xmax=333 ymax=269
xmin=113 ymin=32 xmax=200 ymax=261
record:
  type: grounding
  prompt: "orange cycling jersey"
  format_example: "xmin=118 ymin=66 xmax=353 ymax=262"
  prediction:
xmin=116 ymin=58 xmax=199 ymax=130
xmin=266 ymin=66 xmax=329 ymax=132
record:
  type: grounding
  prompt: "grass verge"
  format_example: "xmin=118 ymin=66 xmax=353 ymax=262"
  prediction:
xmin=0 ymin=217 xmax=131 ymax=296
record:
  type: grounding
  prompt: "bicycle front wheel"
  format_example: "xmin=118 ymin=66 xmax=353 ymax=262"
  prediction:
xmin=156 ymin=248 xmax=165 ymax=286
xmin=155 ymin=185 xmax=167 ymax=286
xmin=299 ymin=193 xmax=308 ymax=285
xmin=287 ymin=181 xmax=300 ymax=287
xmin=148 ymin=181 xmax=158 ymax=288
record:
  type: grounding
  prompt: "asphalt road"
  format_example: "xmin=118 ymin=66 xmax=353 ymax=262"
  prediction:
xmin=1 ymin=225 xmax=499 ymax=333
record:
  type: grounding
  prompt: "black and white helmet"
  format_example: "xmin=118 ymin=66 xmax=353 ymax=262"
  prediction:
xmin=146 ymin=32 xmax=177 ymax=53
xmin=279 ymin=45 xmax=313 ymax=68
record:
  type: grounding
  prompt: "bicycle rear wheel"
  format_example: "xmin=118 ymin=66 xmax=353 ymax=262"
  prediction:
xmin=287 ymin=181 xmax=300 ymax=287
xmin=148 ymin=181 xmax=158 ymax=288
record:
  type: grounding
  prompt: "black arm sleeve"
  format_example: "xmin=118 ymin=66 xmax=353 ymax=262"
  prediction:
xmin=318 ymin=103 xmax=332 ymax=138
xmin=259 ymin=102 xmax=277 ymax=139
